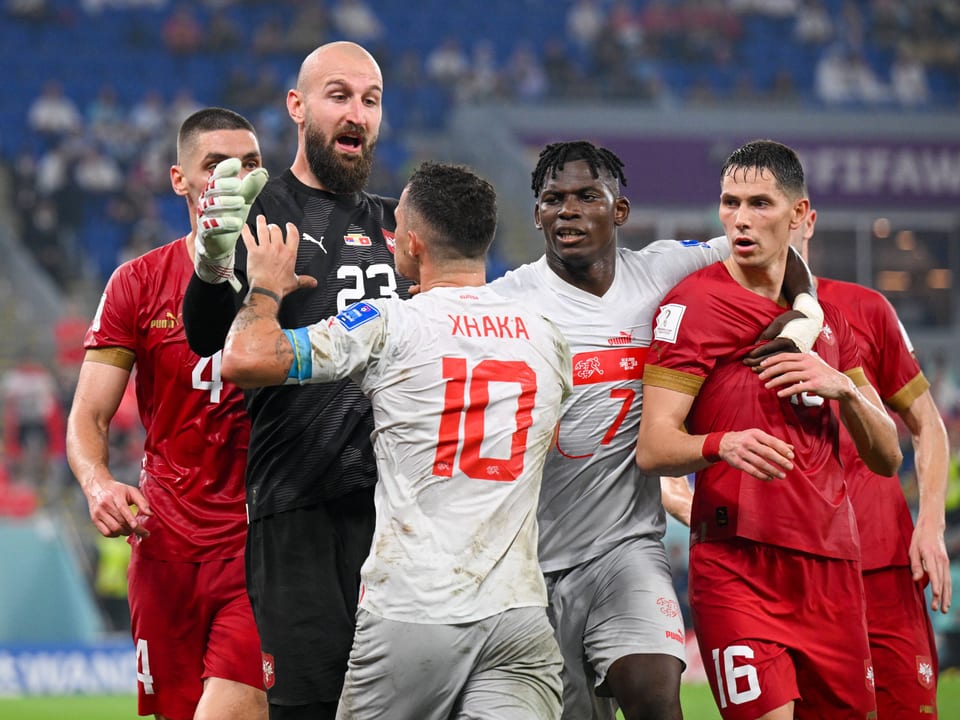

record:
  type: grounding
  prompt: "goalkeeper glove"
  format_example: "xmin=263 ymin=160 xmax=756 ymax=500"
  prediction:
xmin=195 ymin=157 xmax=269 ymax=292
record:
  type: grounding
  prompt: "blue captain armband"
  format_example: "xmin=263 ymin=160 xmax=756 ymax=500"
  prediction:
xmin=283 ymin=328 xmax=312 ymax=382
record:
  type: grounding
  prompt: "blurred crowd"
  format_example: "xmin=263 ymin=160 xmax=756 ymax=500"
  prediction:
xmin=3 ymin=0 xmax=959 ymax=292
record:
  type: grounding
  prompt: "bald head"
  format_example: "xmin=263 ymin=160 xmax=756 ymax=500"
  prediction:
xmin=297 ymin=41 xmax=382 ymax=92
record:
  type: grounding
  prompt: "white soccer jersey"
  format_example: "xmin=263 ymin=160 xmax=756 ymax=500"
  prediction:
xmin=286 ymin=286 xmax=572 ymax=623
xmin=489 ymin=238 xmax=726 ymax=572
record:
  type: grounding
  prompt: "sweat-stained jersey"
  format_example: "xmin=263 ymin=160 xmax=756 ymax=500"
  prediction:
xmin=85 ymin=238 xmax=249 ymax=562
xmin=817 ymin=278 xmax=928 ymax=571
xmin=489 ymin=238 xmax=725 ymax=573
xmin=283 ymin=286 xmax=572 ymax=623
xmin=238 ymin=171 xmax=413 ymax=518
xmin=644 ymin=261 xmax=868 ymax=561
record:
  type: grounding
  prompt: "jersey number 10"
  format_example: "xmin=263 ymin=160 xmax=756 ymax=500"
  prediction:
xmin=433 ymin=357 xmax=536 ymax=482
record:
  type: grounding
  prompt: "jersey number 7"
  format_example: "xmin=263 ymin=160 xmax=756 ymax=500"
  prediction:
xmin=433 ymin=357 xmax=537 ymax=482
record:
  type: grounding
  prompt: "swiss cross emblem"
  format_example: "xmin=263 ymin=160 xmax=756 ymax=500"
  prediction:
xmin=574 ymin=356 xmax=603 ymax=381
xmin=917 ymin=656 xmax=934 ymax=689
xmin=262 ymin=651 xmax=275 ymax=689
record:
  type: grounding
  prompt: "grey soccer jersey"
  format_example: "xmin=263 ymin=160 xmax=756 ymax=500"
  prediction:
xmin=284 ymin=285 xmax=573 ymax=623
xmin=489 ymin=239 xmax=725 ymax=573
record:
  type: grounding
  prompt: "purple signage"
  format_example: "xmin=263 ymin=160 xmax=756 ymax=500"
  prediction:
xmin=519 ymin=133 xmax=960 ymax=209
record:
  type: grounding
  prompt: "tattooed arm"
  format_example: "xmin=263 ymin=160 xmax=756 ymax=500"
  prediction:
xmin=221 ymin=217 xmax=317 ymax=388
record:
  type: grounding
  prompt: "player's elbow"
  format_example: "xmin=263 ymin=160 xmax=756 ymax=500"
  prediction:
xmin=220 ymin=344 xmax=267 ymax=389
xmin=864 ymin=444 xmax=903 ymax=478
xmin=636 ymin=431 xmax=668 ymax=474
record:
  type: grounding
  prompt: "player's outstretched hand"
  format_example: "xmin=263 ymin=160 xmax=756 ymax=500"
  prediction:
xmin=86 ymin=476 xmax=152 ymax=539
xmin=195 ymin=157 xmax=268 ymax=291
xmin=710 ymin=428 xmax=795 ymax=481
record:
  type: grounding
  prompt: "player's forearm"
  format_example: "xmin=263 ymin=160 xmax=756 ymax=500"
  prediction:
xmin=906 ymin=392 xmax=949 ymax=532
xmin=660 ymin=475 xmax=693 ymax=526
xmin=182 ymin=272 xmax=245 ymax=357
xmin=66 ymin=410 xmax=114 ymax=498
xmin=781 ymin=245 xmax=816 ymax=302
xmin=221 ymin=290 xmax=293 ymax=388
xmin=839 ymin=388 xmax=903 ymax=477
xmin=637 ymin=426 xmax=711 ymax=476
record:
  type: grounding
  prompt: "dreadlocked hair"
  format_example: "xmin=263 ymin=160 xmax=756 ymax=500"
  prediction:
xmin=530 ymin=141 xmax=628 ymax=197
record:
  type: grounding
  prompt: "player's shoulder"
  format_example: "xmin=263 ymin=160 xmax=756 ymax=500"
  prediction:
xmin=110 ymin=237 xmax=186 ymax=284
xmin=817 ymin=276 xmax=889 ymax=307
xmin=488 ymin=257 xmax=543 ymax=294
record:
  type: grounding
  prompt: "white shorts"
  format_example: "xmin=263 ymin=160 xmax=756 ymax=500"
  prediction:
xmin=545 ymin=534 xmax=686 ymax=720
xmin=336 ymin=606 xmax=562 ymax=720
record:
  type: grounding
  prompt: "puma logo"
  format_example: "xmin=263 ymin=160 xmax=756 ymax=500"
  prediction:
xmin=303 ymin=232 xmax=326 ymax=254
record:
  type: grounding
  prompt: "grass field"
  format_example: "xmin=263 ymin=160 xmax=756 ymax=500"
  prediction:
xmin=1 ymin=674 xmax=958 ymax=719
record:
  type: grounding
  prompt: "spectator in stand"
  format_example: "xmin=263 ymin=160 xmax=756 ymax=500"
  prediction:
xmin=458 ymin=40 xmax=501 ymax=103
xmin=425 ymin=36 xmax=471 ymax=88
xmin=793 ymin=0 xmax=833 ymax=46
xmin=162 ymin=3 xmax=202 ymax=56
xmin=130 ymin=90 xmax=168 ymax=143
xmin=504 ymin=43 xmax=548 ymax=102
xmin=2 ymin=350 xmax=65 ymax=500
xmin=330 ymin=0 xmax=382 ymax=43
xmin=207 ymin=10 xmax=243 ymax=53
xmin=286 ymin=1 xmax=330 ymax=55
xmin=566 ymin=0 xmax=605 ymax=54
xmin=252 ymin=16 xmax=286 ymax=57
xmin=890 ymin=43 xmax=931 ymax=106
xmin=27 ymin=80 xmax=82 ymax=139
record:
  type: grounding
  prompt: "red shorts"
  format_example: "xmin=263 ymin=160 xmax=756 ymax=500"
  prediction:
xmin=128 ymin=550 xmax=263 ymax=719
xmin=863 ymin=566 xmax=938 ymax=718
xmin=690 ymin=539 xmax=876 ymax=720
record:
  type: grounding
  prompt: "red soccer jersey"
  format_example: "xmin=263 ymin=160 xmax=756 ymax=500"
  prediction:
xmin=85 ymin=238 xmax=250 ymax=561
xmin=644 ymin=262 xmax=865 ymax=561
xmin=817 ymin=278 xmax=926 ymax=570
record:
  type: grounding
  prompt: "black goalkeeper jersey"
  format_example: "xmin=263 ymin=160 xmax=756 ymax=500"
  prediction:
xmin=183 ymin=170 xmax=412 ymax=519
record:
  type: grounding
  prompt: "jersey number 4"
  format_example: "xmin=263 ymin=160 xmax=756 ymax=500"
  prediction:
xmin=192 ymin=352 xmax=224 ymax=403
xmin=136 ymin=638 xmax=155 ymax=694
xmin=433 ymin=357 xmax=536 ymax=482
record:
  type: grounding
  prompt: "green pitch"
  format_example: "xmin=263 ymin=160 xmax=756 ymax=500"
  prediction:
xmin=1 ymin=675 xmax=958 ymax=718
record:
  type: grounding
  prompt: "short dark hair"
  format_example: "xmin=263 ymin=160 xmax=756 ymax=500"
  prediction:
xmin=177 ymin=107 xmax=256 ymax=161
xmin=404 ymin=161 xmax=497 ymax=260
xmin=721 ymin=139 xmax=805 ymax=198
xmin=530 ymin=140 xmax=627 ymax=197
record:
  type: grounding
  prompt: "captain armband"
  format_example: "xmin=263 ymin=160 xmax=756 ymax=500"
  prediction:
xmin=283 ymin=328 xmax=313 ymax=382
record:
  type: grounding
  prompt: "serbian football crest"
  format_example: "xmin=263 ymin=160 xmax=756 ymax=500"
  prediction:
xmin=383 ymin=229 xmax=396 ymax=253
xmin=917 ymin=655 xmax=935 ymax=690
xmin=262 ymin=651 xmax=275 ymax=689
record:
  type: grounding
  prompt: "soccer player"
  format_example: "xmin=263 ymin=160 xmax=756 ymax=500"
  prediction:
xmin=488 ymin=140 xmax=823 ymax=720
xmin=220 ymin=161 xmax=572 ymax=720
xmin=66 ymin=108 xmax=267 ymax=720
xmin=636 ymin=139 xmax=903 ymax=720
xmin=792 ymin=208 xmax=951 ymax=718
xmin=181 ymin=42 xmax=412 ymax=719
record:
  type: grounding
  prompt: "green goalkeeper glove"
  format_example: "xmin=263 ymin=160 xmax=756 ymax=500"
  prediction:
xmin=195 ymin=157 xmax=269 ymax=292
